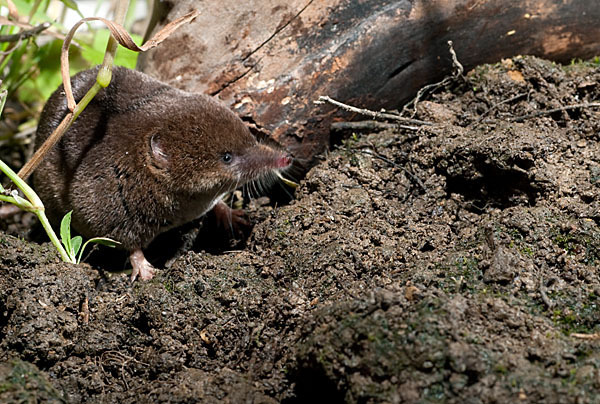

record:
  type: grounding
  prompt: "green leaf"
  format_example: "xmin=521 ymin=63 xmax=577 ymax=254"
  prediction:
xmin=17 ymin=39 xmax=89 ymax=104
xmin=71 ymin=235 xmax=82 ymax=256
xmin=60 ymin=211 xmax=73 ymax=257
xmin=58 ymin=0 xmax=80 ymax=11
xmin=77 ymin=237 xmax=120 ymax=264
xmin=86 ymin=237 xmax=121 ymax=247
xmin=58 ymin=0 xmax=86 ymax=21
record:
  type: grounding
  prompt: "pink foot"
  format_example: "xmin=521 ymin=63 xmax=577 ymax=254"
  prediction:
xmin=129 ymin=249 xmax=156 ymax=282
xmin=213 ymin=200 xmax=250 ymax=235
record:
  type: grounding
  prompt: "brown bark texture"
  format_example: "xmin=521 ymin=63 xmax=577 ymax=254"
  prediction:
xmin=138 ymin=0 xmax=600 ymax=162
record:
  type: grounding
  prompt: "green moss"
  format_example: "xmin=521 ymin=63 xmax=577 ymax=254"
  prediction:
xmin=548 ymin=292 xmax=599 ymax=335
xmin=0 ymin=359 xmax=64 ymax=402
xmin=438 ymin=256 xmax=482 ymax=294
xmin=553 ymin=232 xmax=577 ymax=253
xmin=495 ymin=364 xmax=508 ymax=374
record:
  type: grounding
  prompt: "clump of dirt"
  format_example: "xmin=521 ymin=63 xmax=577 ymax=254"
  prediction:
xmin=2 ymin=55 xmax=600 ymax=403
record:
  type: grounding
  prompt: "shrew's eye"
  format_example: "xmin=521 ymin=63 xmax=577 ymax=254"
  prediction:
xmin=222 ymin=152 xmax=233 ymax=164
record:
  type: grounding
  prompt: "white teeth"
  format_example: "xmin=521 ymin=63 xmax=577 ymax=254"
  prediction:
xmin=274 ymin=171 xmax=299 ymax=188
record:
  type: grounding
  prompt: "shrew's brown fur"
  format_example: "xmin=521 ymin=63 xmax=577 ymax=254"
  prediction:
xmin=34 ymin=66 xmax=290 ymax=252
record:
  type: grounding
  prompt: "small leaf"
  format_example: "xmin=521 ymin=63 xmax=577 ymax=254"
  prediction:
xmin=71 ymin=235 xmax=82 ymax=256
xmin=58 ymin=0 xmax=82 ymax=13
xmin=55 ymin=1 xmax=85 ymax=28
xmin=60 ymin=211 xmax=73 ymax=255
xmin=87 ymin=237 xmax=120 ymax=247
xmin=77 ymin=237 xmax=121 ymax=264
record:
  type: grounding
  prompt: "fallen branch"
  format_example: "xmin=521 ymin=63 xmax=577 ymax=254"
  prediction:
xmin=315 ymin=95 xmax=432 ymax=126
xmin=511 ymin=102 xmax=600 ymax=122
xmin=331 ymin=120 xmax=421 ymax=131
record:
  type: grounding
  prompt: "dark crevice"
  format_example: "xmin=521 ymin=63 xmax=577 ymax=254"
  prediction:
xmin=437 ymin=154 xmax=542 ymax=210
xmin=212 ymin=0 xmax=315 ymax=96
xmin=387 ymin=60 xmax=414 ymax=80
xmin=131 ymin=310 xmax=152 ymax=336
xmin=210 ymin=61 xmax=260 ymax=97
xmin=241 ymin=0 xmax=315 ymax=63
xmin=284 ymin=363 xmax=345 ymax=404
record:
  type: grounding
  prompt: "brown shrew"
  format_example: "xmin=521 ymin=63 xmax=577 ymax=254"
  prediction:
xmin=34 ymin=66 xmax=292 ymax=281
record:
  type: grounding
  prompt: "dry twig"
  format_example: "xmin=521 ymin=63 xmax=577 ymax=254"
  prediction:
xmin=571 ymin=333 xmax=600 ymax=340
xmin=511 ymin=102 xmax=600 ymax=122
xmin=79 ymin=295 xmax=90 ymax=324
xmin=357 ymin=148 xmax=427 ymax=193
xmin=0 ymin=21 xmax=51 ymax=42
xmin=402 ymin=40 xmax=465 ymax=117
xmin=471 ymin=92 xmax=529 ymax=126
xmin=331 ymin=120 xmax=420 ymax=131
xmin=315 ymin=95 xmax=432 ymax=126
xmin=61 ymin=11 xmax=200 ymax=111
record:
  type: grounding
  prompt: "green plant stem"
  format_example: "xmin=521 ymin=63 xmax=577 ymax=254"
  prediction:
xmin=37 ymin=208 xmax=73 ymax=262
xmin=27 ymin=0 xmax=44 ymax=22
xmin=97 ymin=0 xmax=130 ymax=86
xmin=0 ymin=195 xmax=33 ymax=210
xmin=0 ymin=159 xmax=42 ymax=209
xmin=73 ymin=82 xmax=102 ymax=120
xmin=0 ymin=87 xmax=6 ymax=117
xmin=0 ymin=158 xmax=72 ymax=263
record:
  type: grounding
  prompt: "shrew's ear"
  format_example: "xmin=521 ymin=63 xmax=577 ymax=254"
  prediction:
xmin=150 ymin=133 xmax=169 ymax=170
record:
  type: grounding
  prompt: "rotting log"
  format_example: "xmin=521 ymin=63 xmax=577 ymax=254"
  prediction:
xmin=139 ymin=0 xmax=600 ymax=163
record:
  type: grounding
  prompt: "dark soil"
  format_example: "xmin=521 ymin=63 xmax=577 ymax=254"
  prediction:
xmin=2 ymin=56 xmax=600 ymax=403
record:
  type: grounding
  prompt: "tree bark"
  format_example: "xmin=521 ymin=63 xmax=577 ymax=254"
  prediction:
xmin=139 ymin=0 xmax=600 ymax=162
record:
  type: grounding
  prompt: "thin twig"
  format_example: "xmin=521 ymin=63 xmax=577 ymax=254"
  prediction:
xmin=510 ymin=102 xmax=600 ymax=122
xmin=357 ymin=149 xmax=427 ymax=193
xmin=61 ymin=11 xmax=200 ymax=111
xmin=539 ymin=278 xmax=553 ymax=309
xmin=80 ymin=295 xmax=90 ymax=324
xmin=571 ymin=333 xmax=600 ymax=340
xmin=448 ymin=40 xmax=464 ymax=75
xmin=331 ymin=120 xmax=420 ymax=131
xmin=315 ymin=95 xmax=432 ymax=126
xmin=0 ymin=22 xmax=51 ymax=42
xmin=471 ymin=92 xmax=529 ymax=126
xmin=402 ymin=40 xmax=464 ymax=117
